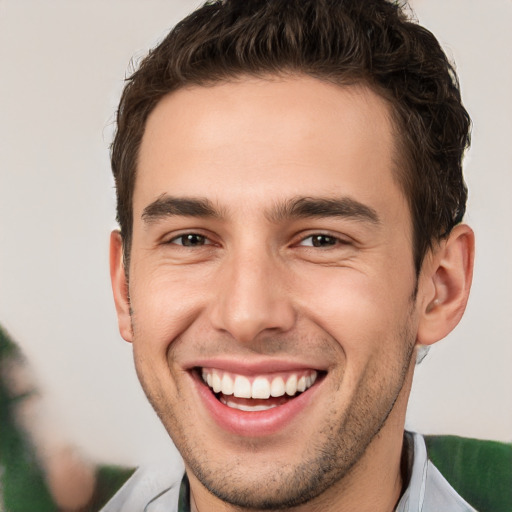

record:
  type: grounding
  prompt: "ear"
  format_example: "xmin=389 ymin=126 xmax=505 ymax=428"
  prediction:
xmin=109 ymin=230 xmax=133 ymax=342
xmin=417 ymin=224 xmax=475 ymax=346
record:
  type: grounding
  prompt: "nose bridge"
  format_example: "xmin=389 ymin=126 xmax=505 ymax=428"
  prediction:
xmin=211 ymin=240 xmax=295 ymax=343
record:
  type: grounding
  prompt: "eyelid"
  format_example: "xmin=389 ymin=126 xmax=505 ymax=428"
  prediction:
xmin=163 ymin=229 xmax=217 ymax=246
xmin=295 ymin=231 xmax=352 ymax=247
xmin=170 ymin=235 xmax=211 ymax=246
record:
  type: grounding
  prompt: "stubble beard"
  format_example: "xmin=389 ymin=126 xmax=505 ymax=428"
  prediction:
xmin=132 ymin=315 xmax=417 ymax=511
xmin=186 ymin=336 xmax=415 ymax=510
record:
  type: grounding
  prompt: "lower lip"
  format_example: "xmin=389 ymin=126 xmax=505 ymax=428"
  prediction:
xmin=192 ymin=372 xmax=322 ymax=437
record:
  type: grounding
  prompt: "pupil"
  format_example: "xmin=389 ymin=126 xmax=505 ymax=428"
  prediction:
xmin=312 ymin=235 xmax=335 ymax=247
xmin=183 ymin=234 xmax=204 ymax=246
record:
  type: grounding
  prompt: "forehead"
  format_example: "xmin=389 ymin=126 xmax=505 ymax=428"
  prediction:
xmin=135 ymin=76 xmax=405 ymax=220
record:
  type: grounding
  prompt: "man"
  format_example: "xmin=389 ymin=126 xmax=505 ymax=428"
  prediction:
xmin=105 ymin=1 xmax=475 ymax=510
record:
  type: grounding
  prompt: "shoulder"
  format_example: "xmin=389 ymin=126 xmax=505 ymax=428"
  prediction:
xmin=421 ymin=461 xmax=478 ymax=512
xmin=397 ymin=432 xmax=478 ymax=512
xmin=100 ymin=457 xmax=185 ymax=512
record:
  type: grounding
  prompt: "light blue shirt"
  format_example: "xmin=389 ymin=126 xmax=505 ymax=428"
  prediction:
xmin=396 ymin=432 xmax=477 ymax=511
xmin=102 ymin=432 xmax=477 ymax=512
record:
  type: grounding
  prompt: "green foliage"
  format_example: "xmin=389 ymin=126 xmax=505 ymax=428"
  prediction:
xmin=0 ymin=325 xmax=56 ymax=511
xmin=426 ymin=434 xmax=512 ymax=512
xmin=0 ymin=325 xmax=135 ymax=511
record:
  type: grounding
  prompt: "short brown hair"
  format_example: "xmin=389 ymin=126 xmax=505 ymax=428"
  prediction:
xmin=111 ymin=0 xmax=471 ymax=273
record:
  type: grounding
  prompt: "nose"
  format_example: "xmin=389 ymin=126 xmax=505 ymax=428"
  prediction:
xmin=210 ymin=246 xmax=296 ymax=344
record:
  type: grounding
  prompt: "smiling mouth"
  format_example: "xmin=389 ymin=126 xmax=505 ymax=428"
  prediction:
xmin=199 ymin=368 xmax=320 ymax=412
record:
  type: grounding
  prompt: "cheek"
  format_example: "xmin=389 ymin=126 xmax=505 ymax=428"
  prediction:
xmin=129 ymin=265 xmax=211 ymax=355
xmin=292 ymin=266 xmax=415 ymax=358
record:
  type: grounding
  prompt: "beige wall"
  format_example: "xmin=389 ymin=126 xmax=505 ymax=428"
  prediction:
xmin=1 ymin=0 xmax=510 ymax=466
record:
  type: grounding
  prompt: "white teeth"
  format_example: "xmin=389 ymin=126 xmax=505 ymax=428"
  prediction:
xmin=252 ymin=377 xmax=271 ymax=399
xmin=212 ymin=372 xmax=222 ymax=393
xmin=221 ymin=396 xmax=278 ymax=412
xmin=202 ymin=369 xmax=318 ymax=401
xmin=221 ymin=373 xmax=234 ymax=395
xmin=270 ymin=376 xmax=286 ymax=397
xmin=285 ymin=374 xmax=298 ymax=396
xmin=233 ymin=375 xmax=252 ymax=398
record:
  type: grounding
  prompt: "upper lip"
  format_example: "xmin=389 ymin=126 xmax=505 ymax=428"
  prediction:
xmin=184 ymin=357 xmax=326 ymax=376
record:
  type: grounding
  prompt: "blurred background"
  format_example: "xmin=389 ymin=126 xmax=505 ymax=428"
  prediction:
xmin=0 ymin=0 xmax=511 ymax=478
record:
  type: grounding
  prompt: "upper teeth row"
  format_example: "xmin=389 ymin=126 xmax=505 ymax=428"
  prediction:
xmin=201 ymin=369 xmax=318 ymax=399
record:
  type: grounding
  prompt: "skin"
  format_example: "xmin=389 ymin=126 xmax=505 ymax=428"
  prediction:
xmin=110 ymin=76 xmax=474 ymax=512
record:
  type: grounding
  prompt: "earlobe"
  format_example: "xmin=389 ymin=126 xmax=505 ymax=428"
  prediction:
xmin=417 ymin=224 xmax=475 ymax=346
xmin=109 ymin=230 xmax=133 ymax=343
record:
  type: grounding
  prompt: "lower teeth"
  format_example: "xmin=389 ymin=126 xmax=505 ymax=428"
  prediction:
xmin=218 ymin=392 xmax=296 ymax=412
xmin=220 ymin=396 xmax=279 ymax=412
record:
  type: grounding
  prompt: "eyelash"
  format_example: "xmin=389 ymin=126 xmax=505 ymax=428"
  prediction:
xmin=165 ymin=232 xmax=348 ymax=249
xmin=167 ymin=233 xmax=213 ymax=247
xmin=297 ymin=233 xmax=347 ymax=248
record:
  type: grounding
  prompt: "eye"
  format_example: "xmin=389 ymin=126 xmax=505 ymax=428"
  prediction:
xmin=169 ymin=233 xmax=211 ymax=247
xmin=298 ymin=234 xmax=340 ymax=248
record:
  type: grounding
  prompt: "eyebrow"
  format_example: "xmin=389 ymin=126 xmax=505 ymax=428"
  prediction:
xmin=141 ymin=195 xmax=220 ymax=224
xmin=267 ymin=196 xmax=380 ymax=224
xmin=141 ymin=194 xmax=380 ymax=226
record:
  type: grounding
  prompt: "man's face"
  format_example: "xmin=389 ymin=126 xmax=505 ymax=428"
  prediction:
xmin=115 ymin=76 xmax=423 ymax=508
